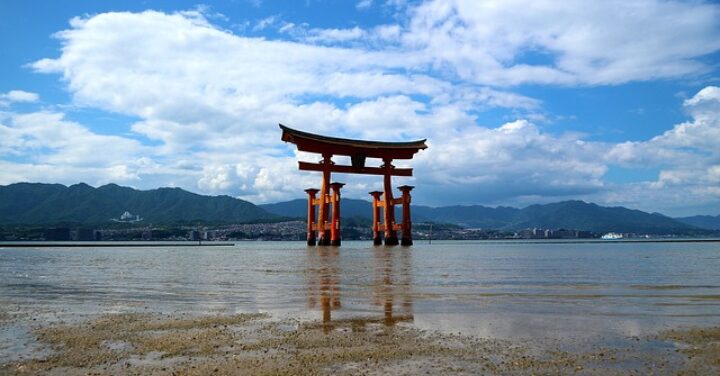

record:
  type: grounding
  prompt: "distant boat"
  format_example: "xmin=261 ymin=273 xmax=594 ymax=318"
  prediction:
xmin=601 ymin=232 xmax=623 ymax=240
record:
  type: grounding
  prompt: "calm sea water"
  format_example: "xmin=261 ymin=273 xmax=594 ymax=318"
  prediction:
xmin=2 ymin=240 xmax=720 ymax=343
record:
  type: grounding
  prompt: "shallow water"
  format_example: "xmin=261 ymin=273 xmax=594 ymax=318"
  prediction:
xmin=2 ymin=240 xmax=720 ymax=346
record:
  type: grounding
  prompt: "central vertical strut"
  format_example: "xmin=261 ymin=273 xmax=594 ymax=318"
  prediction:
xmin=317 ymin=154 xmax=332 ymax=246
xmin=329 ymin=182 xmax=345 ymax=246
xmin=382 ymin=158 xmax=399 ymax=245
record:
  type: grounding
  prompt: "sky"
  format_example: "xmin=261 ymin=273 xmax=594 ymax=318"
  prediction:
xmin=1 ymin=0 xmax=719 ymax=217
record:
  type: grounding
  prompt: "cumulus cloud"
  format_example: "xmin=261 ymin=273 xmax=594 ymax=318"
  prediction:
xmin=2 ymin=4 xmax=717 ymax=216
xmin=601 ymin=86 xmax=720 ymax=214
xmin=0 ymin=90 xmax=39 ymax=106
xmin=608 ymin=87 xmax=720 ymax=165
xmin=399 ymin=0 xmax=720 ymax=85
xmin=0 ymin=111 xmax=154 ymax=186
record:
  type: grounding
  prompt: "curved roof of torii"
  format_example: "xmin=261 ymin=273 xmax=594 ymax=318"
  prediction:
xmin=279 ymin=124 xmax=427 ymax=160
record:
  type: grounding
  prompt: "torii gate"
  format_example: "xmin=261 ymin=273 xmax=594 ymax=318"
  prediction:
xmin=280 ymin=124 xmax=427 ymax=246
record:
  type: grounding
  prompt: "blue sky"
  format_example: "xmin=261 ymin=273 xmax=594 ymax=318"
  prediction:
xmin=1 ymin=0 xmax=719 ymax=216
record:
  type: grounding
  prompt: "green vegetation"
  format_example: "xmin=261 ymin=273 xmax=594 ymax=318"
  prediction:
xmin=0 ymin=182 xmax=276 ymax=226
xmin=0 ymin=183 xmax=716 ymax=236
xmin=676 ymin=214 xmax=720 ymax=230
xmin=262 ymin=198 xmax=709 ymax=235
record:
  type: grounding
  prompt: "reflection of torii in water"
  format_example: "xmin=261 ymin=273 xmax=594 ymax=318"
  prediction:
xmin=306 ymin=246 xmax=413 ymax=332
xmin=373 ymin=247 xmax=414 ymax=326
xmin=305 ymin=247 xmax=341 ymax=333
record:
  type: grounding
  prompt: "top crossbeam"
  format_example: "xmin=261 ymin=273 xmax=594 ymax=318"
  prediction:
xmin=279 ymin=124 xmax=427 ymax=160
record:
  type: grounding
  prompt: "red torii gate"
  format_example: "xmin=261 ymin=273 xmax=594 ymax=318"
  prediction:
xmin=280 ymin=124 xmax=427 ymax=246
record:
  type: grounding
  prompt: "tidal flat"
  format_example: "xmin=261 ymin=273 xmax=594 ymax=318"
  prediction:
xmin=2 ymin=240 xmax=720 ymax=374
xmin=1 ymin=310 xmax=719 ymax=375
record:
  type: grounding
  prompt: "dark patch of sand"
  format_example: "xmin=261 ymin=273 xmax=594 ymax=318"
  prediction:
xmin=660 ymin=327 xmax=720 ymax=374
xmin=1 ymin=312 xmax=719 ymax=375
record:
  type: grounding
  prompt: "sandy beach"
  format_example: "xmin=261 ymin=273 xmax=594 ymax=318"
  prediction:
xmin=2 ymin=309 xmax=719 ymax=375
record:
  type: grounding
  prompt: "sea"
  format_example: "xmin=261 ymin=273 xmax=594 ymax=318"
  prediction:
xmin=2 ymin=240 xmax=720 ymax=360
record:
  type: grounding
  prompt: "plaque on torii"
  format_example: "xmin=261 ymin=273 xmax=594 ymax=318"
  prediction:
xmin=280 ymin=124 xmax=427 ymax=246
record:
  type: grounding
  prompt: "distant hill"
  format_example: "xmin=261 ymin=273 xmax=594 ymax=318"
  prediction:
xmin=676 ymin=215 xmax=720 ymax=230
xmin=0 ymin=182 xmax=707 ymax=234
xmin=260 ymin=198 xmax=374 ymax=220
xmin=507 ymin=201 xmax=693 ymax=234
xmin=0 ymin=183 xmax=275 ymax=225
xmin=262 ymin=198 xmax=701 ymax=234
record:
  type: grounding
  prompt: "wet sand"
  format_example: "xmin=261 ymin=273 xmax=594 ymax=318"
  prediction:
xmin=2 ymin=310 xmax=719 ymax=375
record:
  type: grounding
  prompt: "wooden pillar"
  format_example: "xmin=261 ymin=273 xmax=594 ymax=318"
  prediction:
xmin=369 ymin=191 xmax=383 ymax=245
xmin=329 ymin=182 xmax=345 ymax=246
xmin=305 ymin=188 xmax=319 ymax=245
xmin=399 ymin=185 xmax=414 ymax=246
xmin=317 ymin=154 xmax=332 ymax=246
xmin=382 ymin=158 xmax=398 ymax=245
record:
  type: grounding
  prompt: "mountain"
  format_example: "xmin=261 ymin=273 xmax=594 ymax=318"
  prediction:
xmin=262 ymin=198 xmax=700 ymax=234
xmin=509 ymin=201 xmax=693 ymax=234
xmin=0 ymin=183 xmax=275 ymax=225
xmin=412 ymin=204 xmax=518 ymax=228
xmin=0 ymin=182 xmax=705 ymax=234
xmin=260 ymin=198 xmax=374 ymax=219
xmin=675 ymin=215 xmax=720 ymax=230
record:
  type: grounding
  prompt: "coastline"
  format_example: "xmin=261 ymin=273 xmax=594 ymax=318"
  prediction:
xmin=0 ymin=241 xmax=235 ymax=248
xmin=2 ymin=238 xmax=720 ymax=248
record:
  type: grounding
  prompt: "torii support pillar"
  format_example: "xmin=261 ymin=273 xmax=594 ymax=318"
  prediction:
xmin=317 ymin=154 xmax=332 ymax=246
xmin=382 ymin=158 xmax=399 ymax=246
xmin=399 ymin=185 xmax=414 ymax=246
xmin=369 ymin=191 xmax=383 ymax=245
xmin=305 ymin=188 xmax=319 ymax=245
xmin=329 ymin=182 xmax=345 ymax=246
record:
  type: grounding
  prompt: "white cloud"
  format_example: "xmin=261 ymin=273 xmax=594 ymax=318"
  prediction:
xmin=683 ymin=86 xmax=720 ymax=121
xmin=198 ymin=164 xmax=234 ymax=191
xmin=399 ymin=0 xmax=720 ymax=85
xmin=357 ymin=0 xmax=373 ymax=10
xmin=305 ymin=26 xmax=366 ymax=43
xmin=0 ymin=111 xmax=154 ymax=186
xmin=600 ymin=86 xmax=720 ymax=214
xmin=253 ymin=15 xmax=278 ymax=31
xmin=0 ymin=112 xmax=146 ymax=165
xmin=5 ymin=7 xmax=717 ymax=216
xmin=0 ymin=90 xmax=39 ymax=106
xmin=373 ymin=24 xmax=401 ymax=42
xmin=608 ymin=86 xmax=720 ymax=164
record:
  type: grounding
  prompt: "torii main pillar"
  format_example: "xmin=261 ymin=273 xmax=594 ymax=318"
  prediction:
xmin=382 ymin=158 xmax=399 ymax=245
xmin=280 ymin=124 xmax=427 ymax=246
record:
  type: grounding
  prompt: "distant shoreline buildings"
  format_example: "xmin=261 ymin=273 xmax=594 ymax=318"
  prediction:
xmin=111 ymin=211 xmax=143 ymax=223
xmin=514 ymin=228 xmax=593 ymax=239
xmin=0 ymin=222 xmax=690 ymax=242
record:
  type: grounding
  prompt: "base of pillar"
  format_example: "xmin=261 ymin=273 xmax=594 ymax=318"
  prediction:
xmin=307 ymin=238 xmax=316 ymax=246
xmin=373 ymin=237 xmax=383 ymax=246
xmin=401 ymin=238 xmax=413 ymax=246
xmin=384 ymin=237 xmax=399 ymax=246
xmin=318 ymin=238 xmax=330 ymax=246
xmin=330 ymin=239 xmax=341 ymax=246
